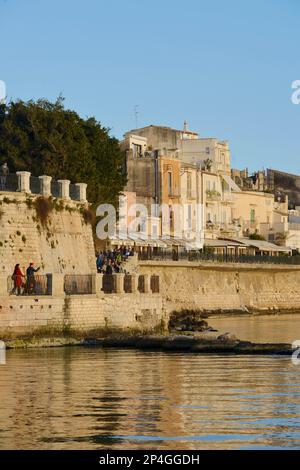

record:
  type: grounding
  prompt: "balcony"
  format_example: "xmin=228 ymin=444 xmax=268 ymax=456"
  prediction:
xmin=168 ymin=189 xmax=181 ymax=198
xmin=222 ymin=192 xmax=235 ymax=204
xmin=206 ymin=189 xmax=221 ymax=201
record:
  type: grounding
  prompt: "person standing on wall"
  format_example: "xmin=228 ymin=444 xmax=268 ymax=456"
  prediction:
xmin=26 ymin=262 xmax=40 ymax=294
xmin=0 ymin=162 xmax=9 ymax=190
xmin=12 ymin=264 xmax=25 ymax=296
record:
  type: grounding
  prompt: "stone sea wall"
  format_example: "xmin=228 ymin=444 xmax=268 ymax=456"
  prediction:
xmin=138 ymin=261 xmax=300 ymax=314
xmin=0 ymin=292 xmax=165 ymax=338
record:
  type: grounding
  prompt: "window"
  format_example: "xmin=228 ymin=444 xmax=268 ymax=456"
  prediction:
xmin=250 ymin=209 xmax=255 ymax=223
xmin=132 ymin=143 xmax=142 ymax=158
xmin=187 ymin=173 xmax=192 ymax=198
xmin=206 ymin=147 xmax=210 ymax=154
xmin=168 ymin=172 xmax=173 ymax=195
xmin=188 ymin=204 xmax=192 ymax=229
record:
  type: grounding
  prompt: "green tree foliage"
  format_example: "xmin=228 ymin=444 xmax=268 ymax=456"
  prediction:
xmin=0 ymin=97 xmax=127 ymax=205
xmin=249 ymin=232 xmax=266 ymax=241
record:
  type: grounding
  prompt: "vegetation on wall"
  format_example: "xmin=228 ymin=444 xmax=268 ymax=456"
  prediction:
xmin=0 ymin=97 xmax=127 ymax=206
xmin=34 ymin=197 xmax=54 ymax=226
xmin=249 ymin=233 xmax=266 ymax=241
xmin=274 ymin=232 xmax=287 ymax=246
xmin=80 ymin=207 xmax=95 ymax=225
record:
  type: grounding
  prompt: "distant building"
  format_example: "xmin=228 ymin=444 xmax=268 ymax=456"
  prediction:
xmin=266 ymin=169 xmax=300 ymax=209
xmin=231 ymin=167 xmax=300 ymax=209
xmin=121 ymin=124 xmax=240 ymax=246
xmin=231 ymin=168 xmax=269 ymax=192
xmin=119 ymin=123 xmax=300 ymax=254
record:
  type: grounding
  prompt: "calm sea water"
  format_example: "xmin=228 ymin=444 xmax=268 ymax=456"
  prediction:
xmin=0 ymin=315 xmax=300 ymax=450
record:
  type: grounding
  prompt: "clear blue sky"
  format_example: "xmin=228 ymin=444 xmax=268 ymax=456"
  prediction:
xmin=1 ymin=0 xmax=300 ymax=173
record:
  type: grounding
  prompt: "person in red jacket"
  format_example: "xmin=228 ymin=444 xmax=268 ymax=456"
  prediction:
xmin=12 ymin=264 xmax=24 ymax=295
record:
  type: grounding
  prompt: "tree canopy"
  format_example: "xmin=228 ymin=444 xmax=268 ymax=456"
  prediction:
xmin=0 ymin=97 xmax=127 ymax=205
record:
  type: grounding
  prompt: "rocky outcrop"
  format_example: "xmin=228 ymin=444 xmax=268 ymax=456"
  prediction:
xmin=168 ymin=309 xmax=213 ymax=332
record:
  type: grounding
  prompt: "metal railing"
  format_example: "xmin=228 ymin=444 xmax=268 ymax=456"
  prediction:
xmin=64 ymin=274 xmax=93 ymax=295
xmin=30 ymin=176 xmax=41 ymax=194
xmin=124 ymin=274 xmax=132 ymax=293
xmin=138 ymin=275 xmax=145 ymax=293
xmin=102 ymin=274 xmax=116 ymax=294
xmin=51 ymin=181 xmax=61 ymax=198
xmin=150 ymin=275 xmax=160 ymax=293
xmin=0 ymin=174 xmax=18 ymax=192
xmin=139 ymin=251 xmax=300 ymax=265
xmin=8 ymin=274 xmax=50 ymax=296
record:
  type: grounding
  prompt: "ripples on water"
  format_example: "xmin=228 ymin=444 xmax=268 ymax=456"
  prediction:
xmin=0 ymin=347 xmax=300 ymax=450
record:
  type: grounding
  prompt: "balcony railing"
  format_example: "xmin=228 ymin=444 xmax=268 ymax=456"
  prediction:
xmin=64 ymin=275 xmax=93 ymax=295
xmin=124 ymin=274 xmax=132 ymax=293
xmin=5 ymin=273 xmax=161 ymax=296
xmin=222 ymin=192 xmax=234 ymax=203
xmin=150 ymin=275 xmax=160 ymax=293
xmin=168 ymin=189 xmax=181 ymax=198
xmin=8 ymin=274 xmax=51 ymax=296
xmin=206 ymin=190 xmax=221 ymax=201
xmin=139 ymin=251 xmax=299 ymax=265
xmin=102 ymin=274 xmax=116 ymax=294
xmin=138 ymin=275 xmax=145 ymax=293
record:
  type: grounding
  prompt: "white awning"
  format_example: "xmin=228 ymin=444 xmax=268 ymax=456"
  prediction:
xmin=219 ymin=237 xmax=292 ymax=253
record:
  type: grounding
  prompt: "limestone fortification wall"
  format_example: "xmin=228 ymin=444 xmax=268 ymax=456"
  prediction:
xmin=0 ymin=192 xmax=96 ymax=275
xmin=0 ymin=293 xmax=165 ymax=337
xmin=139 ymin=261 xmax=300 ymax=314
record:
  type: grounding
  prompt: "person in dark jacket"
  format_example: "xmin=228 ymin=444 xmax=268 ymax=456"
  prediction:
xmin=26 ymin=262 xmax=40 ymax=294
xmin=105 ymin=261 xmax=113 ymax=275
xmin=0 ymin=162 xmax=9 ymax=190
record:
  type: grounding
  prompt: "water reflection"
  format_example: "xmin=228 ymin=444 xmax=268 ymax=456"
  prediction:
xmin=210 ymin=313 xmax=300 ymax=344
xmin=0 ymin=347 xmax=300 ymax=449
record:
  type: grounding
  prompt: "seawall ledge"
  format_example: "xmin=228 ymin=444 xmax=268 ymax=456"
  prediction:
xmin=138 ymin=260 xmax=300 ymax=272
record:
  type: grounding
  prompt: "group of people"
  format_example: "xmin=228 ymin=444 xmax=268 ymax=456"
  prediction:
xmin=12 ymin=263 xmax=40 ymax=295
xmin=96 ymin=247 xmax=134 ymax=275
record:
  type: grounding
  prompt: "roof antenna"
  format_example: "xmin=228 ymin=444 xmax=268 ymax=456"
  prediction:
xmin=134 ymin=105 xmax=139 ymax=128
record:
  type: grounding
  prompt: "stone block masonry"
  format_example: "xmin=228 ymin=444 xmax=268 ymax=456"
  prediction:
xmin=0 ymin=192 xmax=95 ymax=275
xmin=139 ymin=260 xmax=300 ymax=314
xmin=0 ymin=293 xmax=165 ymax=337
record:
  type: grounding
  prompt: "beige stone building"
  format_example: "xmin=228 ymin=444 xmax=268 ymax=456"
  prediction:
xmin=231 ymin=190 xmax=289 ymax=242
xmin=120 ymin=123 xmax=296 ymax=254
xmin=179 ymin=137 xmax=231 ymax=175
xmin=121 ymin=124 xmax=245 ymax=247
xmin=121 ymin=132 xmax=184 ymax=244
